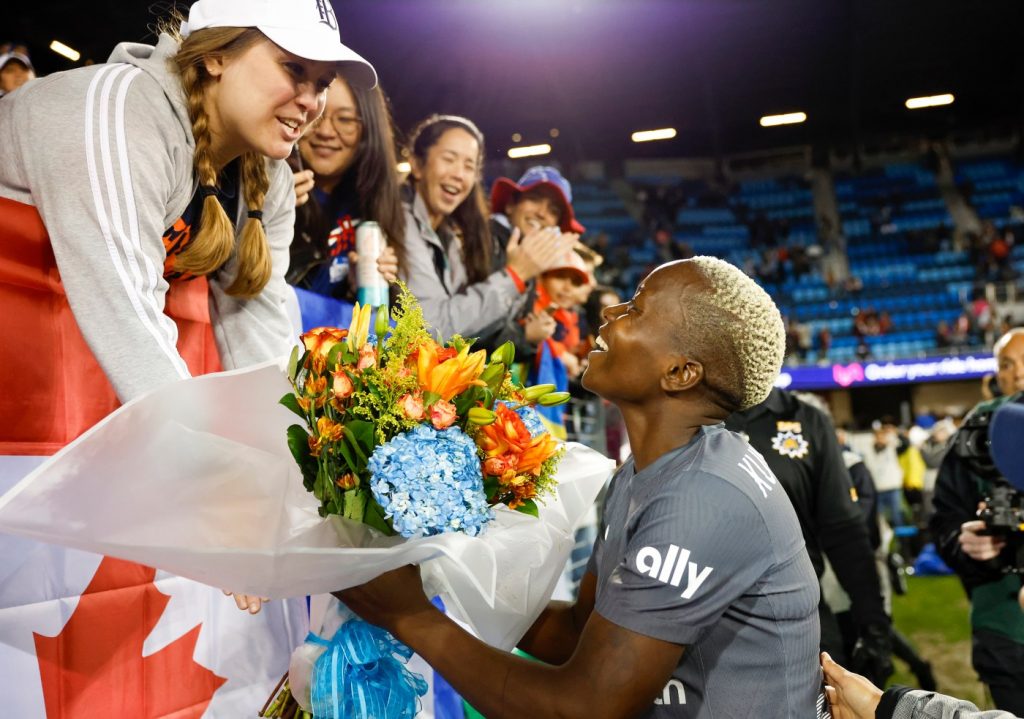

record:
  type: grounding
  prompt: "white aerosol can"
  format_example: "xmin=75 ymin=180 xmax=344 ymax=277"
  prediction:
xmin=355 ymin=221 xmax=389 ymax=308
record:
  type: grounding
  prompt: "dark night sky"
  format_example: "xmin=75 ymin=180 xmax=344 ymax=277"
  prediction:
xmin=9 ymin=0 xmax=1024 ymax=162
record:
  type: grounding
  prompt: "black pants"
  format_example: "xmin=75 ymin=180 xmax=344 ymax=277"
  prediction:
xmin=973 ymin=629 xmax=1024 ymax=715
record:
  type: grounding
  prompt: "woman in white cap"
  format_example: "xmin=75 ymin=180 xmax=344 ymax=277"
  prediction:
xmin=0 ymin=0 xmax=375 ymax=445
xmin=0 ymin=0 xmax=376 ymax=709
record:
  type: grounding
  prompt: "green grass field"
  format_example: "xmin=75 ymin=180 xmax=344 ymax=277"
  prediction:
xmin=890 ymin=574 xmax=994 ymax=708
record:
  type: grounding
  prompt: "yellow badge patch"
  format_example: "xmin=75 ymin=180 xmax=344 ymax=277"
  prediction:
xmin=771 ymin=430 xmax=810 ymax=459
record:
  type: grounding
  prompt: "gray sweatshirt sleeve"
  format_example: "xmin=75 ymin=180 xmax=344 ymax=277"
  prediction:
xmin=399 ymin=212 xmax=521 ymax=339
xmin=891 ymin=689 xmax=1019 ymax=719
xmin=12 ymin=65 xmax=194 ymax=402
xmin=208 ymin=158 xmax=296 ymax=370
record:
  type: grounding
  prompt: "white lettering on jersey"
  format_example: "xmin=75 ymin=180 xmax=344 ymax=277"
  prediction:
xmin=635 ymin=545 xmax=714 ymax=599
xmin=653 ymin=678 xmax=686 ymax=705
xmin=737 ymin=447 xmax=778 ymax=498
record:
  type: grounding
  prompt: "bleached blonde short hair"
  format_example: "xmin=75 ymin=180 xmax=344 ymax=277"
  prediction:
xmin=681 ymin=256 xmax=785 ymax=411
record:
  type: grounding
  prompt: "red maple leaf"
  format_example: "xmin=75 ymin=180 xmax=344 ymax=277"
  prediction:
xmin=34 ymin=557 xmax=227 ymax=718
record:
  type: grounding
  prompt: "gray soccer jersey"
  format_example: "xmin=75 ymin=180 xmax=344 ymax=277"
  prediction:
xmin=587 ymin=424 xmax=823 ymax=718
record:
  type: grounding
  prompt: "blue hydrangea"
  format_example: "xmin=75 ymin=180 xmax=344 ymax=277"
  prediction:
xmin=368 ymin=424 xmax=493 ymax=538
xmin=498 ymin=401 xmax=547 ymax=438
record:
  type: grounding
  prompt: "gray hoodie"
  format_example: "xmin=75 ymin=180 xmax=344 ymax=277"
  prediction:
xmin=0 ymin=34 xmax=295 ymax=401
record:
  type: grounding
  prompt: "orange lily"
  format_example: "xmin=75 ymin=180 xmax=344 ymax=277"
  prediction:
xmin=308 ymin=416 xmax=344 ymax=457
xmin=301 ymin=327 xmax=348 ymax=358
xmin=517 ymin=433 xmax=560 ymax=476
xmin=478 ymin=404 xmax=559 ymax=479
xmin=416 ymin=342 xmax=487 ymax=401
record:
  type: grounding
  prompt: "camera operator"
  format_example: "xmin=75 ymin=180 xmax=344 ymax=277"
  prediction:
xmin=930 ymin=327 xmax=1024 ymax=714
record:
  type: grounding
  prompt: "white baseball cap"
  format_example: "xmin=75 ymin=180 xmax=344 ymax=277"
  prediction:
xmin=182 ymin=0 xmax=377 ymax=89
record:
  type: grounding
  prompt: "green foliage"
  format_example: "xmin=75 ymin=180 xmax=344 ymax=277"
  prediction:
xmin=515 ymin=499 xmax=539 ymax=517
xmin=279 ymin=393 xmax=305 ymax=420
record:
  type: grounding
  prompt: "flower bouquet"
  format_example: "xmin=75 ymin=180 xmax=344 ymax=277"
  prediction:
xmin=0 ymin=289 xmax=613 ymax=719
xmin=266 ymin=286 xmax=573 ymax=717
xmin=284 ymin=287 xmax=567 ymax=536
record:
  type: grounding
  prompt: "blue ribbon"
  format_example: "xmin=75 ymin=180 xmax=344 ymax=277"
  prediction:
xmin=308 ymin=616 xmax=428 ymax=719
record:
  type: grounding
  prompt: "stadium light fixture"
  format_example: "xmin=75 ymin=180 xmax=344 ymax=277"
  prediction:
xmin=905 ymin=94 xmax=954 ymax=110
xmin=49 ymin=40 xmax=81 ymax=62
xmin=631 ymin=128 xmax=677 ymax=143
xmin=508 ymin=144 xmax=551 ymax=159
xmin=396 ymin=161 xmax=411 ymax=174
xmin=759 ymin=112 xmax=807 ymax=127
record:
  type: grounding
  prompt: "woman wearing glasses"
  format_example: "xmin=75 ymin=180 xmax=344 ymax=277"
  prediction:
xmin=286 ymin=77 xmax=404 ymax=303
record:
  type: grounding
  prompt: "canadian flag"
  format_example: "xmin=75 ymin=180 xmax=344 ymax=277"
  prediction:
xmin=0 ymin=457 xmax=308 ymax=718
xmin=0 ymin=201 xmax=307 ymax=717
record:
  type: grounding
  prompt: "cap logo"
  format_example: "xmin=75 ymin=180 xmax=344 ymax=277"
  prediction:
xmin=314 ymin=0 xmax=338 ymax=30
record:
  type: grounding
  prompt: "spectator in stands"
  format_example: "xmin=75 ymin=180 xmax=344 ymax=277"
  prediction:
xmin=877 ymin=310 xmax=893 ymax=336
xmin=936 ymin=320 xmax=953 ymax=349
xmin=790 ymin=243 xmax=811 ymax=278
xmin=968 ymin=287 xmax=995 ymax=345
xmin=842 ymin=274 xmax=864 ymax=296
xmin=951 ymin=311 xmax=972 ymax=349
xmin=818 ymin=326 xmax=833 ymax=362
xmin=286 ymin=78 xmax=404 ymax=306
xmin=397 ymin=116 xmax=575 ymax=343
xmin=0 ymin=46 xmax=35 ymax=97
xmin=486 ymin=165 xmax=585 ymax=357
xmin=855 ymin=307 xmax=882 ymax=337
xmin=855 ymin=338 xmax=872 ymax=361
xmin=531 ymin=248 xmax=592 ymax=381
xmin=757 ymin=247 xmax=782 ymax=284
xmin=784 ymin=316 xmax=802 ymax=362
xmin=930 ymin=328 xmax=1024 ymax=714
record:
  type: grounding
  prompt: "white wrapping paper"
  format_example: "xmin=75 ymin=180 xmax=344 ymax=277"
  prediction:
xmin=0 ymin=360 xmax=613 ymax=650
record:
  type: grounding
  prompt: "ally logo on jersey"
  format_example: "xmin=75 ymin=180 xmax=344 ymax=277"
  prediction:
xmin=634 ymin=544 xmax=715 ymax=599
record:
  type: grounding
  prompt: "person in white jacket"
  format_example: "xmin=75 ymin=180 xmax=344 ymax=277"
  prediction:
xmin=0 ymin=0 xmax=378 ymax=712
xmin=0 ymin=0 xmax=376 ymax=409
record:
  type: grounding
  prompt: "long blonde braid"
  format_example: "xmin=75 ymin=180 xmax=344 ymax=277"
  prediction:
xmin=173 ymin=60 xmax=235 ymax=278
xmin=170 ymin=27 xmax=272 ymax=298
xmin=227 ymin=152 xmax=272 ymax=296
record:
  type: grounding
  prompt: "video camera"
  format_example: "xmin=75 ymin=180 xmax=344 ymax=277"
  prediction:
xmin=954 ymin=395 xmax=1024 ymax=573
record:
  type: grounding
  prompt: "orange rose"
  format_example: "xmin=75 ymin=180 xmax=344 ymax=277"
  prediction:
xmin=356 ymin=343 xmax=377 ymax=370
xmin=483 ymin=457 xmax=507 ymax=476
xmin=400 ymin=393 xmax=425 ymax=421
xmin=430 ymin=399 xmax=458 ymax=429
xmin=332 ymin=370 xmax=354 ymax=399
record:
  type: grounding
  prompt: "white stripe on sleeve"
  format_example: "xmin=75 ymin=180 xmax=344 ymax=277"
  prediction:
xmin=84 ymin=64 xmax=190 ymax=379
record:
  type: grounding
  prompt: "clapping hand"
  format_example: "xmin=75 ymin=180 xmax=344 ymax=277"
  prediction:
xmin=506 ymin=227 xmax=579 ymax=282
